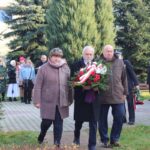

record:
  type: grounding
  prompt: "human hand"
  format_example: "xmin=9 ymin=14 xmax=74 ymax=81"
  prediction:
xmin=93 ymin=87 xmax=99 ymax=92
xmin=83 ymin=86 xmax=91 ymax=90
xmin=35 ymin=103 xmax=40 ymax=108
xmin=123 ymin=95 xmax=126 ymax=100
xmin=135 ymin=85 xmax=140 ymax=90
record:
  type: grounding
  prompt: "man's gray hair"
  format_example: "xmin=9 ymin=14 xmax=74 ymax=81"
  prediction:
xmin=82 ymin=46 xmax=95 ymax=54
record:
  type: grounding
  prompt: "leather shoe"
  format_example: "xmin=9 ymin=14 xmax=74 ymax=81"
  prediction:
xmin=37 ymin=133 xmax=44 ymax=144
xmin=128 ymin=121 xmax=135 ymax=125
xmin=73 ymin=138 xmax=80 ymax=145
xmin=101 ymin=142 xmax=109 ymax=148
xmin=88 ymin=145 xmax=96 ymax=150
xmin=110 ymin=141 xmax=121 ymax=147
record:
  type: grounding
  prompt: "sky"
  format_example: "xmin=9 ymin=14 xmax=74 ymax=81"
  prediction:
xmin=0 ymin=0 xmax=14 ymax=56
xmin=0 ymin=0 xmax=14 ymax=7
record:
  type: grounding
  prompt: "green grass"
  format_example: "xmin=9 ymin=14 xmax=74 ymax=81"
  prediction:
xmin=114 ymin=126 xmax=150 ymax=150
xmin=0 ymin=126 xmax=150 ymax=150
xmin=140 ymin=90 xmax=150 ymax=100
xmin=0 ymin=131 xmax=38 ymax=147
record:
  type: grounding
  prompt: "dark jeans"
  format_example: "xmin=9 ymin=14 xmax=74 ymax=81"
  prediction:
xmin=0 ymin=92 xmax=5 ymax=101
xmin=98 ymin=103 xmax=125 ymax=143
xmin=39 ymin=106 xmax=63 ymax=144
xmin=74 ymin=120 xmax=97 ymax=147
xmin=24 ymin=88 xmax=32 ymax=103
xmin=127 ymin=93 xmax=135 ymax=122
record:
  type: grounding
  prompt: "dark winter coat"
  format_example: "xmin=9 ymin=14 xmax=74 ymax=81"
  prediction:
xmin=97 ymin=56 xmax=128 ymax=104
xmin=7 ymin=65 xmax=17 ymax=84
xmin=0 ymin=65 xmax=7 ymax=93
xmin=71 ymin=58 xmax=100 ymax=121
xmin=124 ymin=60 xmax=139 ymax=93
xmin=35 ymin=61 xmax=47 ymax=74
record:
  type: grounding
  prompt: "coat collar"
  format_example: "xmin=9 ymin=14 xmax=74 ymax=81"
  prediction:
xmin=48 ymin=59 xmax=67 ymax=68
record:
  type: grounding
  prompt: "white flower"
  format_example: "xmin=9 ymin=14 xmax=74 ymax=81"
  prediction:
xmin=96 ymin=65 xmax=107 ymax=74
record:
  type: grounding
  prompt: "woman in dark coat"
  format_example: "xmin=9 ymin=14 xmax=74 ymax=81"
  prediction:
xmin=7 ymin=60 xmax=19 ymax=101
xmin=124 ymin=60 xmax=139 ymax=125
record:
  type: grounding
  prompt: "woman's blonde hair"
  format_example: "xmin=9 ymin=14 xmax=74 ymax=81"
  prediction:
xmin=25 ymin=59 xmax=34 ymax=67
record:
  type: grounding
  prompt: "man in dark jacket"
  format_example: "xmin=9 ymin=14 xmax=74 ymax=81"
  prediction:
xmin=98 ymin=45 xmax=128 ymax=148
xmin=124 ymin=60 xmax=139 ymax=125
xmin=147 ymin=65 xmax=150 ymax=92
xmin=35 ymin=55 xmax=47 ymax=74
xmin=71 ymin=46 xmax=98 ymax=150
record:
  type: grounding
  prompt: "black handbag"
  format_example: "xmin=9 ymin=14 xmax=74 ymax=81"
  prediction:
xmin=23 ymin=79 xmax=34 ymax=89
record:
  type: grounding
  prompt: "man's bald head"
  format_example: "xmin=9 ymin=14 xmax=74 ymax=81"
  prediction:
xmin=103 ymin=45 xmax=114 ymax=61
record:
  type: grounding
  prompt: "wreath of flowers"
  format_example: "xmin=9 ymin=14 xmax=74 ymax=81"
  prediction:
xmin=71 ymin=61 xmax=108 ymax=91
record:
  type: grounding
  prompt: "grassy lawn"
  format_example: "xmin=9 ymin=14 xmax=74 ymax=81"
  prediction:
xmin=115 ymin=126 xmax=150 ymax=150
xmin=0 ymin=126 xmax=150 ymax=150
xmin=140 ymin=90 xmax=150 ymax=100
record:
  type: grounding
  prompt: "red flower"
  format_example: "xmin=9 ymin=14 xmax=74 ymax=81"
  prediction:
xmin=79 ymin=70 xmax=84 ymax=76
xmin=94 ymin=74 xmax=101 ymax=82
xmin=75 ymin=75 xmax=80 ymax=81
xmin=91 ymin=71 xmax=96 ymax=76
xmin=87 ymin=79 xmax=92 ymax=85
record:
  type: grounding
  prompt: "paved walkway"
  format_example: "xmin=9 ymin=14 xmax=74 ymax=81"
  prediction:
xmin=0 ymin=100 xmax=150 ymax=149
xmin=1 ymin=100 xmax=150 ymax=132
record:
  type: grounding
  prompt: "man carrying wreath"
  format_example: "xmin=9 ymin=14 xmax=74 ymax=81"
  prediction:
xmin=71 ymin=46 xmax=99 ymax=150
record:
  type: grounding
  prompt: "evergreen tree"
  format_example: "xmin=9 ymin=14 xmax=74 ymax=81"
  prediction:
xmin=4 ymin=0 xmax=48 ymax=62
xmin=114 ymin=0 xmax=150 ymax=78
xmin=46 ymin=0 xmax=99 ymax=61
xmin=95 ymin=0 xmax=116 ymax=51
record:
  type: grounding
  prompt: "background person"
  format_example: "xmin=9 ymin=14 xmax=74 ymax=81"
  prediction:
xmin=0 ymin=57 xmax=7 ymax=101
xmin=115 ymin=51 xmax=139 ymax=125
xmin=147 ymin=64 xmax=150 ymax=93
xmin=19 ymin=59 xmax=35 ymax=104
xmin=35 ymin=54 xmax=47 ymax=74
xmin=124 ymin=60 xmax=139 ymax=125
xmin=18 ymin=56 xmax=26 ymax=102
xmin=7 ymin=60 xmax=20 ymax=101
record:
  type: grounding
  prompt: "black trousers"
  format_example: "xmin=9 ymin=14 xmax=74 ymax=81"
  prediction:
xmin=39 ymin=107 xmax=63 ymax=144
xmin=0 ymin=92 xmax=5 ymax=101
xmin=127 ymin=93 xmax=135 ymax=122
xmin=74 ymin=120 xmax=97 ymax=147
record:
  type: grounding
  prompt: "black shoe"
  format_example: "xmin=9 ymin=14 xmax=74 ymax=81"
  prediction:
xmin=8 ymin=97 xmax=12 ymax=102
xmin=88 ymin=145 xmax=96 ymax=150
xmin=21 ymin=97 xmax=24 ymax=103
xmin=110 ymin=141 xmax=121 ymax=147
xmin=101 ymin=142 xmax=109 ymax=148
xmin=73 ymin=138 xmax=80 ymax=145
xmin=14 ymin=98 xmax=17 ymax=101
xmin=128 ymin=121 xmax=135 ymax=125
xmin=54 ymin=141 xmax=60 ymax=147
xmin=123 ymin=117 xmax=127 ymax=123
xmin=38 ymin=133 xmax=45 ymax=144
